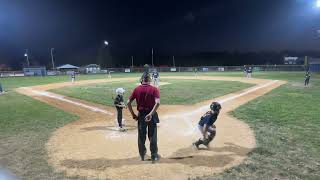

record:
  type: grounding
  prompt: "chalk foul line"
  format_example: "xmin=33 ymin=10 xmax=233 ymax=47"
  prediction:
xmin=21 ymin=87 xmax=114 ymax=116
xmin=165 ymin=80 xmax=279 ymax=118
xmin=217 ymin=80 xmax=279 ymax=104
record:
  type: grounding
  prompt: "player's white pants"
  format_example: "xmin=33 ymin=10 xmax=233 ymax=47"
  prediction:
xmin=198 ymin=124 xmax=216 ymax=136
xmin=153 ymin=78 xmax=159 ymax=87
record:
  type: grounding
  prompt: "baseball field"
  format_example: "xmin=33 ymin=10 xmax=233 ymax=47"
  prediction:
xmin=0 ymin=72 xmax=319 ymax=179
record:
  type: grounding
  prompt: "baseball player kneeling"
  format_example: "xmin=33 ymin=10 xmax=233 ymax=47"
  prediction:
xmin=193 ymin=102 xmax=221 ymax=149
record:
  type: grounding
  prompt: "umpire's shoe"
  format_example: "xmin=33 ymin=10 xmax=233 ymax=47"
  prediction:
xmin=141 ymin=149 xmax=147 ymax=161
xmin=151 ymin=154 xmax=160 ymax=164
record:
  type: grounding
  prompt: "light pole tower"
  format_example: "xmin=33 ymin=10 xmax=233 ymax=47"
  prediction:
xmin=51 ymin=48 xmax=55 ymax=70
xmin=24 ymin=49 xmax=30 ymax=67
xmin=131 ymin=56 xmax=134 ymax=67
xmin=151 ymin=48 xmax=154 ymax=67
xmin=173 ymin=56 xmax=175 ymax=67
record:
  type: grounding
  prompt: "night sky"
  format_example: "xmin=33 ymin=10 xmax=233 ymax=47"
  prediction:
xmin=1 ymin=0 xmax=320 ymax=67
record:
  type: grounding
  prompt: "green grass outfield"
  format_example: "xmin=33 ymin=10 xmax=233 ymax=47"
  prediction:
xmin=0 ymin=71 xmax=319 ymax=179
xmin=50 ymin=79 xmax=252 ymax=105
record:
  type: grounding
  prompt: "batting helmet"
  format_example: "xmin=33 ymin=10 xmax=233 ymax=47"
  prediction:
xmin=115 ymin=87 xmax=125 ymax=95
xmin=210 ymin=102 xmax=221 ymax=111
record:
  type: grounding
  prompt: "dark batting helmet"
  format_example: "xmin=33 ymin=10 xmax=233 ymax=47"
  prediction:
xmin=210 ymin=102 xmax=221 ymax=111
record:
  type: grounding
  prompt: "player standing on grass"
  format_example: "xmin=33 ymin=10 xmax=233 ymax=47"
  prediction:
xmin=127 ymin=72 xmax=161 ymax=163
xmin=247 ymin=66 xmax=252 ymax=78
xmin=114 ymin=88 xmax=126 ymax=132
xmin=194 ymin=67 xmax=198 ymax=77
xmin=71 ymin=71 xmax=76 ymax=83
xmin=305 ymin=71 xmax=311 ymax=86
xmin=0 ymin=82 xmax=3 ymax=94
xmin=243 ymin=65 xmax=248 ymax=77
xmin=152 ymin=70 xmax=160 ymax=87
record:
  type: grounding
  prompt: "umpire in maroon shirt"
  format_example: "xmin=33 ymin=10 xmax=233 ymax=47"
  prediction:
xmin=127 ymin=72 xmax=161 ymax=163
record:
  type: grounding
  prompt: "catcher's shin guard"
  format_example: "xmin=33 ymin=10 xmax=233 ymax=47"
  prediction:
xmin=203 ymin=131 xmax=216 ymax=146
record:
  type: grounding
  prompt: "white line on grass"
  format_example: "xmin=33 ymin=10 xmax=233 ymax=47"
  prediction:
xmin=22 ymin=88 xmax=114 ymax=116
xmin=173 ymin=80 xmax=279 ymax=118
xmin=217 ymin=80 xmax=279 ymax=104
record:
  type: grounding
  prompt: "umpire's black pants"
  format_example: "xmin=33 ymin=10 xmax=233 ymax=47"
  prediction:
xmin=137 ymin=112 xmax=158 ymax=159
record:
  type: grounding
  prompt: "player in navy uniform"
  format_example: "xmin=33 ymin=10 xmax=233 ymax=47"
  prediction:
xmin=247 ymin=66 xmax=252 ymax=78
xmin=114 ymin=88 xmax=126 ymax=131
xmin=243 ymin=65 xmax=248 ymax=77
xmin=0 ymin=82 xmax=3 ymax=94
xmin=305 ymin=71 xmax=311 ymax=86
xmin=71 ymin=72 xmax=76 ymax=83
xmin=0 ymin=82 xmax=3 ymax=93
xmin=152 ymin=70 xmax=160 ymax=87
xmin=193 ymin=102 xmax=221 ymax=149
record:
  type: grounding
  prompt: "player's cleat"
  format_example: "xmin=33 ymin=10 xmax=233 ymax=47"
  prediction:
xmin=119 ymin=127 xmax=127 ymax=132
xmin=193 ymin=142 xmax=199 ymax=150
xmin=193 ymin=138 xmax=203 ymax=150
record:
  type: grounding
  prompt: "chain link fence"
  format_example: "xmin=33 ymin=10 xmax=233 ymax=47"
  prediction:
xmin=106 ymin=65 xmax=306 ymax=73
xmin=0 ymin=65 xmax=306 ymax=77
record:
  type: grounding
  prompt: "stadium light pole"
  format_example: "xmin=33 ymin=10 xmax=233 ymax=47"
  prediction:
xmin=131 ymin=56 xmax=134 ymax=67
xmin=24 ymin=49 xmax=30 ymax=67
xmin=151 ymin=48 xmax=154 ymax=67
xmin=172 ymin=56 xmax=175 ymax=67
xmin=51 ymin=48 xmax=55 ymax=70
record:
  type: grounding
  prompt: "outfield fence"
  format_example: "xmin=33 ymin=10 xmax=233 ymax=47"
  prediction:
xmin=0 ymin=65 xmax=307 ymax=77
xmin=107 ymin=65 xmax=306 ymax=73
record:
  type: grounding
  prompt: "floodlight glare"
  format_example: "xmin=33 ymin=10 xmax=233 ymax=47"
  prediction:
xmin=24 ymin=53 xmax=28 ymax=57
xmin=104 ymin=40 xmax=109 ymax=45
xmin=317 ymin=0 xmax=320 ymax=8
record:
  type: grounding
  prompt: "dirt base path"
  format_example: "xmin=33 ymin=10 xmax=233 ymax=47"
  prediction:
xmin=16 ymin=76 xmax=286 ymax=179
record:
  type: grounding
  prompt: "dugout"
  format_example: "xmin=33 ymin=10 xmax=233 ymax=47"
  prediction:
xmin=308 ymin=58 xmax=320 ymax=72
xmin=23 ymin=67 xmax=47 ymax=76
xmin=81 ymin=64 xmax=101 ymax=74
xmin=56 ymin=64 xmax=79 ymax=72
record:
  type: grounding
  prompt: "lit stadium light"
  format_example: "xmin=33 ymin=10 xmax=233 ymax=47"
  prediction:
xmin=24 ymin=53 xmax=28 ymax=57
xmin=104 ymin=40 xmax=109 ymax=46
xmin=317 ymin=0 xmax=320 ymax=8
